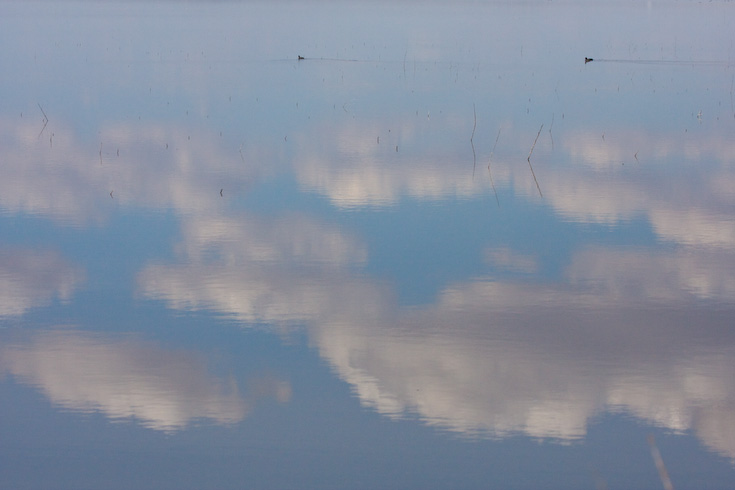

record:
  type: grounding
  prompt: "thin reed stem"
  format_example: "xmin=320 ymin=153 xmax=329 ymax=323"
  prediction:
xmin=548 ymin=113 xmax=555 ymax=150
xmin=37 ymin=103 xmax=48 ymax=138
xmin=527 ymin=124 xmax=544 ymax=197
xmin=647 ymin=434 xmax=674 ymax=490
xmin=487 ymin=127 xmax=501 ymax=206
xmin=471 ymin=104 xmax=477 ymax=177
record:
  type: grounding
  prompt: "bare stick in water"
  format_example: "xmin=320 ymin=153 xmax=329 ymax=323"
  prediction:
xmin=730 ymin=74 xmax=734 ymax=119
xmin=548 ymin=113 xmax=555 ymax=150
xmin=471 ymin=104 xmax=477 ymax=177
xmin=527 ymin=124 xmax=543 ymax=162
xmin=471 ymin=103 xmax=477 ymax=142
xmin=37 ymin=103 xmax=49 ymax=138
xmin=527 ymin=124 xmax=544 ymax=197
xmin=471 ymin=139 xmax=477 ymax=178
xmin=491 ymin=127 xmax=501 ymax=155
xmin=487 ymin=127 xmax=501 ymax=206
xmin=38 ymin=103 xmax=48 ymax=121
xmin=647 ymin=434 xmax=674 ymax=490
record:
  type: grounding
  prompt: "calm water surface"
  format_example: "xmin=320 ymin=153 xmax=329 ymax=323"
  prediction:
xmin=1 ymin=0 xmax=734 ymax=488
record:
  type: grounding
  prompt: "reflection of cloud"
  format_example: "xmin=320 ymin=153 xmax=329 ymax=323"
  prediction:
xmin=542 ymin=167 xmax=735 ymax=249
xmin=294 ymin=121 xmax=498 ymax=208
xmin=297 ymin=155 xmax=491 ymax=208
xmin=548 ymin=129 xmax=735 ymax=250
xmin=294 ymin=119 xmax=735 ymax=255
xmin=484 ymin=247 xmax=538 ymax=274
xmin=0 ymin=248 xmax=85 ymax=316
xmin=139 ymin=213 xmax=374 ymax=323
xmin=606 ymin=353 xmax=735 ymax=460
xmin=314 ymin=270 xmax=735 ymax=458
xmin=0 ymin=119 xmax=260 ymax=224
xmin=649 ymin=207 xmax=735 ymax=250
xmin=0 ymin=120 xmax=106 ymax=224
xmin=312 ymin=316 xmax=600 ymax=440
xmin=564 ymin=129 xmax=735 ymax=172
xmin=0 ymin=330 xmax=288 ymax=431
xmin=141 ymin=261 xmax=384 ymax=325
xmin=565 ymin=247 xmax=735 ymax=301
xmin=172 ymin=213 xmax=367 ymax=268
xmin=136 ymin=210 xmax=735 ymax=460
xmin=96 ymin=123 xmax=264 ymax=215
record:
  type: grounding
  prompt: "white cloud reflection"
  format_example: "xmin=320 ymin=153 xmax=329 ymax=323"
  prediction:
xmin=137 ymin=208 xmax=735 ymax=460
xmin=292 ymin=118 xmax=735 ymax=242
xmin=1 ymin=1 xmax=732 ymax=474
xmin=3 ymin=102 xmax=735 ymax=460
xmin=548 ymin=129 xmax=735 ymax=248
xmin=0 ymin=118 xmax=262 ymax=225
xmin=2 ymin=48 xmax=734 ymax=460
xmin=296 ymin=120 xmax=735 ymax=257
xmin=4 ymin=109 xmax=733 ymax=257
xmin=139 ymin=213 xmax=372 ymax=324
xmin=293 ymin=120 xmax=498 ymax=208
xmin=0 ymin=248 xmax=85 ymax=317
xmin=0 ymin=330 xmax=289 ymax=431
xmin=327 ymin=277 xmax=735 ymax=443
xmin=311 ymin=262 xmax=735 ymax=462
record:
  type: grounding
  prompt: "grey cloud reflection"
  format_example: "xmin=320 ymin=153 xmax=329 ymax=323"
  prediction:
xmin=137 ymin=211 xmax=735 ymax=461
xmin=0 ymin=329 xmax=290 ymax=431
xmin=0 ymin=247 xmax=85 ymax=317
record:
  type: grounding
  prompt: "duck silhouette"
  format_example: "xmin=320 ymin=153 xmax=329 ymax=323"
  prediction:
xmin=585 ymin=57 xmax=593 ymax=64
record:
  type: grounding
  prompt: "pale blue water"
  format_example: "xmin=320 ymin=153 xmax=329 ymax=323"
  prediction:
xmin=1 ymin=1 xmax=734 ymax=488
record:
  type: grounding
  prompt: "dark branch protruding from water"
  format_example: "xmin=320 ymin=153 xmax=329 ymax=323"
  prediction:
xmin=487 ymin=128 xmax=501 ymax=207
xmin=471 ymin=103 xmax=477 ymax=177
xmin=37 ymin=103 xmax=49 ymax=138
xmin=527 ymin=124 xmax=544 ymax=197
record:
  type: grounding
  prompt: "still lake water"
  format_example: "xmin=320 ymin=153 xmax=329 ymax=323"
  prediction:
xmin=1 ymin=0 xmax=734 ymax=488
